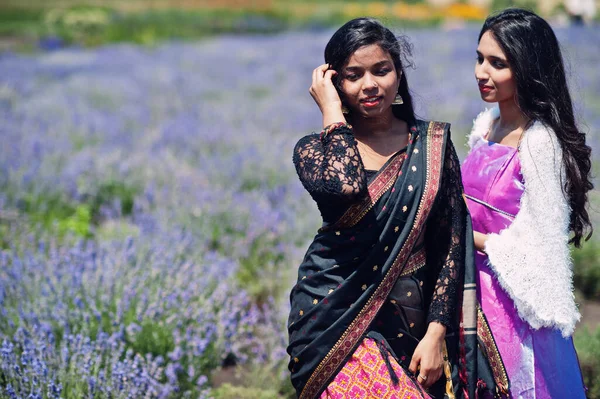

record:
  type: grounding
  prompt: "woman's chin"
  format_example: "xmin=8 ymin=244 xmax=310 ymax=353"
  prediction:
xmin=355 ymin=106 xmax=392 ymax=119
xmin=479 ymin=93 xmax=497 ymax=103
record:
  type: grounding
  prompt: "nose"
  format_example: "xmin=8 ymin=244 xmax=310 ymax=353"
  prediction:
xmin=362 ymin=73 xmax=378 ymax=91
xmin=475 ymin=62 xmax=488 ymax=82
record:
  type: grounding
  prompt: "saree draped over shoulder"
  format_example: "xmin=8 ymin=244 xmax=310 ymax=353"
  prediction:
xmin=288 ymin=120 xmax=487 ymax=399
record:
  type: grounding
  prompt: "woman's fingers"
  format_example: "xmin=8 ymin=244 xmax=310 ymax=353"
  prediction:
xmin=408 ymin=352 xmax=420 ymax=375
xmin=410 ymin=326 xmax=447 ymax=389
xmin=323 ymin=69 xmax=337 ymax=84
xmin=313 ymin=64 xmax=329 ymax=81
xmin=418 ymin=363 xmax=443 ymax=389
xmin=311 ymin=67 xmax=319 ymax=89
xmin=416 ymin=373 xmax=429 ymax=388
xmin=310 ymin=66 xmax=322 ymax=98
xmin=410 ymin=337 xmax=444 ymax=389
xmin=418 ymin=354 xmax=444 ymax=389
xmin=311 ymin=64 xmax=329 ymax=94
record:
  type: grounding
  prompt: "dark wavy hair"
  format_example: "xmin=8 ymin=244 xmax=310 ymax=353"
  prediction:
xmin=324 ymin=17 xmax=415 ymax=123
xmin=480 ymin=8 xmax=593 ymax=246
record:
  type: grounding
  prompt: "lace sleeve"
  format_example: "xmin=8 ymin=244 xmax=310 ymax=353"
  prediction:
xmin=293 ymin=126 xmax=367 ymax=200
xmin=426 ymin=139 xmax=465 ymax=328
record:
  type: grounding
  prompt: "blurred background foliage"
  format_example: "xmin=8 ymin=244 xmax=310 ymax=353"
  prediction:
xmin=0 ymin=0 xmax=597 ymax=48
xmin=0 ymin=0 xmax=599 ymax=398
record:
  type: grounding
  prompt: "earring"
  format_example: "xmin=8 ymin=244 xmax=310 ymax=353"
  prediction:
xmin=392 ymin=93 xmax=404 ymax=105
xmin=342 ymin=105 xmax=350 ymax=114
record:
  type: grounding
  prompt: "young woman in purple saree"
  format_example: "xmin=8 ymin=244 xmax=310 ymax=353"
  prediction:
xmin=287 ymin=18 xmax=497 ymax=399
xmin=462 ymin=9 xmax=593 ymax=398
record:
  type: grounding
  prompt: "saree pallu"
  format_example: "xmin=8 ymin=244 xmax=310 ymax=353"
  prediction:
xmin=288 ymin=121 xmax=490 ymax=399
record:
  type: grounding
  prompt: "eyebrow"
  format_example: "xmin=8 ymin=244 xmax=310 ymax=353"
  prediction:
xmin=344 ymin=60 xmax=392 ymax=70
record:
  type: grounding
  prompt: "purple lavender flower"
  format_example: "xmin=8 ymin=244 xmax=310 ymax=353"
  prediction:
xmin=0 ymin=26 xmax=598 ymax=398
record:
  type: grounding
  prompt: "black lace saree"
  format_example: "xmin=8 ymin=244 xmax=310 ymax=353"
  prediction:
xmin=287 ymin=120 xmax=488 ymax=399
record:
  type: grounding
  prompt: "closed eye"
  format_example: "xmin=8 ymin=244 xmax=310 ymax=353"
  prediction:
xmin=375 ymin=68 xmax=392 ymax=76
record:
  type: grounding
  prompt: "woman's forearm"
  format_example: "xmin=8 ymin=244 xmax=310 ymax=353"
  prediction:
xmin=473 ymin=231 xmax=488 ymax=252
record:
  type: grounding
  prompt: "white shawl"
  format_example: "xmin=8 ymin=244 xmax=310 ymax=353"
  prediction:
xmin=468 ymin=107 xmax=580 ymax=337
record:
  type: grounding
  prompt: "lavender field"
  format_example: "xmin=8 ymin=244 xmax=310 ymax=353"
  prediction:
xmin=1 ymin=25 xmax=599 ymax=398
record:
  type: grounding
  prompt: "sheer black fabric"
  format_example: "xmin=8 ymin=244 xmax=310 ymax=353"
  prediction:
xmin=293 ymin=127 xmax=367 ymax=223
xmin=293 ymin=126 xmax=461 ymax=328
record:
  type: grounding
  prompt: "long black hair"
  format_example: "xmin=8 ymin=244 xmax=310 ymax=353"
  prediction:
xmin=480 ymin=8 xmax=593 ymax=246
xmin=324 ymin=17 xmax=415 ymax=123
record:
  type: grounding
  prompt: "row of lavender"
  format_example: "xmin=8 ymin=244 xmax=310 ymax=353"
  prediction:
xmin=1 ymin=26 xmax=599 ymax=398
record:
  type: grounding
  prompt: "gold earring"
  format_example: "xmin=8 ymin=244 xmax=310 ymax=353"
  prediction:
xmin=392 ymin=93 xmax=404 ymax=105
xmin=342 ymin=105 xmax=350 ymax=114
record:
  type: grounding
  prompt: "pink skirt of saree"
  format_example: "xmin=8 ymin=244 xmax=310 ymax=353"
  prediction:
xmin=320 ymin=338 xmax=432 ymax=399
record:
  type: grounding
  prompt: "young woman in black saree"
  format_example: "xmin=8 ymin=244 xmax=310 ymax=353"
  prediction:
xmin=287 ymin=18 xmax=494 ymax=399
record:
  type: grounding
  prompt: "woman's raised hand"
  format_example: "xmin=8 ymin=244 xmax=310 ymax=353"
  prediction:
xmin=309 ymin=64 xmax=346 ymax=128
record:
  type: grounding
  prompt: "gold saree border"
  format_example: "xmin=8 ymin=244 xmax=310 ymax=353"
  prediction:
xmin=477 ymin=306 xmax=510 ymax=395
xmin=300 ymin=122 xmax=447 ymax=399
xmin=399 ymin=246 xmax=426 ymax=277
xmin=321 ymin=150 xmax=408 ymax=232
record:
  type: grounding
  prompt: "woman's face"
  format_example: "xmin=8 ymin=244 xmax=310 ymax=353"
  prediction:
xmin=475 ymin=31 xmax=517 ymax=104
xmin=340 ymin=44 xmax=400 ymax=118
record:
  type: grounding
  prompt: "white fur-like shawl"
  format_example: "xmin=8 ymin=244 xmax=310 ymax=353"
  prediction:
xmin=468 ymin=108 xmax=579 ymax=337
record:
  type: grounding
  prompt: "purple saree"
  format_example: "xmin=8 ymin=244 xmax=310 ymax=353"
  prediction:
xmin=462 ymin=135 xmax=586 ymax=399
